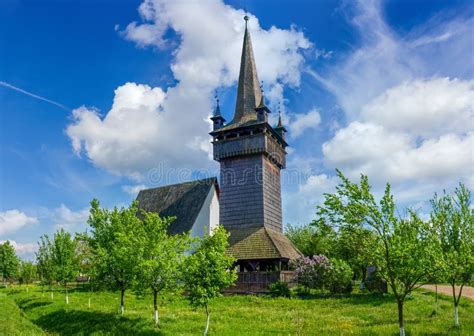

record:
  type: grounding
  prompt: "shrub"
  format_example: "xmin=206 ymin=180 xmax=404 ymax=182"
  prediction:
xmin=325 ymin=259 xmax=353 ymax=294
xmin=291 ymin=255 xmax=331 ymax=290
xmin=268 ymin=281 xmax=291 ymax=298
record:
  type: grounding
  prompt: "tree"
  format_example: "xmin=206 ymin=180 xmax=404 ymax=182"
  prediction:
xmin=286 ymin=223 xmax=336 ymax=257
xmin=87 ymin=199 xmax=145 ymax=315
xmin=316 ymin=171 xmax=439 ymax=336
xmin=51 ymin=229 xmax=79 ymax=304
xmin=75 ymin=233 xmax=94 ymax=308
xmin=19 ymin=261 xmax=36 ymax=290
xmin=430 ymin=184 xmax=474 ymax=327
xmin=36 ymin=235 xmax=55 ymax=298
xmin=182 ymin=225 xmax=236 ymax=335
xmin=137 ymin=211 xmax=190 ymax=325
xmin=0 ymin=241 xmax=19 ymax=286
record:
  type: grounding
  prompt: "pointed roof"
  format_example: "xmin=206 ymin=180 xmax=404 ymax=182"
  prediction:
xmin=226 ymin=226 xmax=302 ymax=260
xmin=136 ymin=177 xmax=218 ymax=235
xmin=232 ymin=16 xmax=262 ymax=125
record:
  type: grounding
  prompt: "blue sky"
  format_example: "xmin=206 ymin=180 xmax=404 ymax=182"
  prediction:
xmin=1 ymin=0 xmax=473 ymax=258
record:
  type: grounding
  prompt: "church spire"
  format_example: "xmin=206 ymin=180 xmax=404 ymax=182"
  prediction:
xmin=233 ymin=15 xmax=262 ymax=123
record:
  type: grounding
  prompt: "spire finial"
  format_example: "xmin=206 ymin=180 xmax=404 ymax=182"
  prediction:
xmin=244 ymin=9 xmax=249 ymax=29
xmin=213 ymin=90 xmax=221 ymax=117
xmin=277 ymin=102 xmax=284 ymax=128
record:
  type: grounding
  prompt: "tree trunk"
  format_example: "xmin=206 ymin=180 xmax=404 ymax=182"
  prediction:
xmin=120 ymin=288 xmax=125 ymax=316
xmin=65 ymin=283 xmax=69 ymax=304
xmin=451 ymin=281 xmax=459 ymax=327
xmin=204 ymin=305 xmax=210 ymax=336
xmin=153 ymin=289 xmax=159 ymax=326
xmin=397 ymin=300 xmax=405 ymax=336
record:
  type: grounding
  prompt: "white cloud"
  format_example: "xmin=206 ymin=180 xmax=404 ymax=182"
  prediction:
xmin=323 ymin=122 xmax=474 ymax=185
xmin=288 ymin=108 xmax=321 ymax=138
xmin=308 ymin=0 xmax=474 ymax=210
xmin=284 ymin=174 xmax=338 ymax=225
xmin=67 ymin=0 xmax=311 ymax=181
xmin=0 ymin=240 xmax=37 ymax=256
xmin=122 ymin=184 xmax=148 ymax=195
xmin=0 ymin=210 xmax=38 ymax=236
xmin=49 ymin=204 xmax=89 ymax=231
xmin=360 ymin=78 xmax=474 ymax=137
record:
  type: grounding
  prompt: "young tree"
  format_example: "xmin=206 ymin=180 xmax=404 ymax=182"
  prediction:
xmin=137 ymin=211 xmax=190 ymax=325
xmin=182 ymin=225 xmax=236 ymax=336
xmin=0 ymin=241 xmax=19 ymax=287
xmin=36 ymin=235 xmax=55 ymax=298
xmin=430 ymin=184 xmax=474 ymax=327
xmin=19 ymin=261 xmax=36 ymax=291
xmin=87 ymin=199 xmax=145 ymax=315
xmin=317 ymin=171 xmax=439 ymax=336
xmin=52 ymin=229 xmax=79 ymax=304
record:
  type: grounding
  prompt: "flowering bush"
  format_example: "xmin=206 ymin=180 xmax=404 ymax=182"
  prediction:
xmin=291 ymin=255 xmax=331 ymax=290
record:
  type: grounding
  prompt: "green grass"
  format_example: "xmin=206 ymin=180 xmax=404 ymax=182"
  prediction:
xmin=0 ymin=290 xmax=46 ymax=335
xmin=1 ymin=285 xmax=473 ymax=335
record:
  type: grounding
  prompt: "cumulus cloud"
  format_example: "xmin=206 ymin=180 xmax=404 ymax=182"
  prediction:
xmin=0 ymin=210 xmax=38 ymax=236
xmin=288 ymin=108 xmax=321 ymax=138
xmin=294 ymin=0 xmax=474 ymax=223
xmin=0 ymin=240 xmax=37 ymax=256
xmin=360 ymin=78 xmax=474 ymax=137
xmin=284 ymin=173 xmax=338 ymax=225
xmin=68 ymin=0 xmax=311 ymax=180
xmin=51 ymin=204 xmax=89 ymax=231
xmin=122 ymin=184 xmax=148 ymax=195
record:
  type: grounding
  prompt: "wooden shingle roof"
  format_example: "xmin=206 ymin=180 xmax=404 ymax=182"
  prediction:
xmin=136 ymin=177 xmax=217 ymax=235
xmin=226 ymin=226 xmax=302 ymax=260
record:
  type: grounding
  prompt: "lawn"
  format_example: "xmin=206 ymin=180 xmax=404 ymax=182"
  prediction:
xmin=1 ymin=285 xmax=473 ymax=335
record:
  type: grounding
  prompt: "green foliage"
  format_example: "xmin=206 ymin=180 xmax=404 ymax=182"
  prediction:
xmin=0 ymin=241 xmax=19 ymax=283
xmin=325 ymin=259 xmax=353 ymax=294
xmin=35 ymin=235 xmax=54 ymax=288
xmin=316 ymin=170 xmax=440 ymax=334
xmin=182 ymin=225 xmax=236 ymax=334
xmin=18 ymin=261 xmax=36 ymax=286
xmin=87 ymin=199 xmax=146 ymax=313
xmin=182 ymin=225 xmax=236 ymax=309
xmin=136 ymin=211 xmax=190 ymax=324
xmin=268 ymin=281 xmax=291 ymax=298
xmin=137 ymin=211 xmax=189 ymax=294
xmin=286 ymin=222 xmax=336 ymax=257
xmin=51 ymin=229 xmax=79 ymax=287
xmin=430 ymin=183 xmax=474 ymax=326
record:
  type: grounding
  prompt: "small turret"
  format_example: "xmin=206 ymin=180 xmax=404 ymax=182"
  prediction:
xmin=210 ymin=93 xmax=226 ymax=131
xmin=255 ymin=83 xmax=270 ymax=123
xmin=275 ymin=104 xmax=286 ymax=141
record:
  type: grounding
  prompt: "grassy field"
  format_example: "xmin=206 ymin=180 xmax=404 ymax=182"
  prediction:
xmin=0 ymin=285 xmax=473 ymax=335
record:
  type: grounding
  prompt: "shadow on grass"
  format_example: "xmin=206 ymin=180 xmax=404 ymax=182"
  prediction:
xmin=16 ymin=297 xmax=52 ymax=312
xmin=33 ymin=309 xmax=164 ymax=336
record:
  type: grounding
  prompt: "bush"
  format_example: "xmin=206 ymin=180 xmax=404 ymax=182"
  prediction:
xmin=325 ymin=259 xmax=353 ymax=294
xmin=268 ymin=281 xmax=291 ymax=298
xmin=291 ymin=255 xmax=330 ymax=290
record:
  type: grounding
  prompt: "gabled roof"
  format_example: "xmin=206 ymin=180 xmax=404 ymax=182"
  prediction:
xmin=136 ymin=177 xmax=217 ymax=235
xmin=226 ymin=226 xmax=302 ymax=260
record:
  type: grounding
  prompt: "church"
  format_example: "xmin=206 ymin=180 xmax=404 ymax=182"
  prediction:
xmin=137 ymin=16 xmax=301 ymax=292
